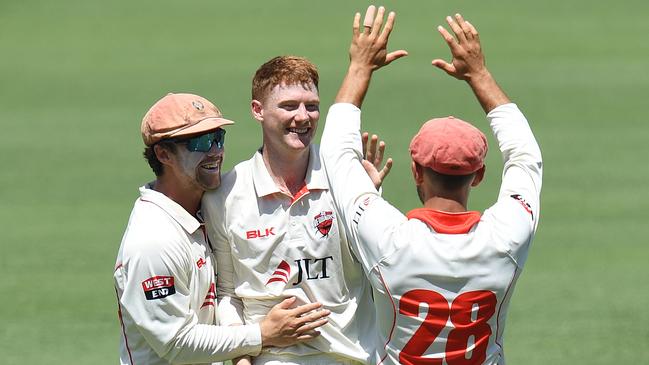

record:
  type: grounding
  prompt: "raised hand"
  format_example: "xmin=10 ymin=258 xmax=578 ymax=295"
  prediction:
xmin=362 ymin=132 xmax=393 ymax=189
xmin=259 ymin=297 xmax=330 ymax=348
xmin=336 ymin=5 xmax=407 ymax=106
xmin=431 ymin=14 xmax=510 ymax=113
xmin=431 ymin=14 xmax=487 ymax=81
xmin=349 ymin=5 xmax=408 ymax=72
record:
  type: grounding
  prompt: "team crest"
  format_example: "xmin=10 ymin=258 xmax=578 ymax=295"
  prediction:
xmin=313 ymin=211 xmax=334 ymax=237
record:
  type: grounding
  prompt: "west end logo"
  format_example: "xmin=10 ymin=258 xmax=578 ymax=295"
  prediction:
xmin=313 ymin=211 xmax=334 ymax=237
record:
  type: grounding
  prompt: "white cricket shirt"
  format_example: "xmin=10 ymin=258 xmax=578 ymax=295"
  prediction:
xmin=202 ymin=145 xmax=376 ymax=364
xmin=114 ymin=184 xmax=262 ymax=365
xmin=321 ymin=103 xmax=542 ymax=365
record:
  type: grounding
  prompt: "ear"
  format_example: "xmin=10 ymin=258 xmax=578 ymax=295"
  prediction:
xmin=251 ymin=100 xmax=264 ymax=122
xmin=154 ymin=144 xmax=174 ymax=167
xmin=411 ymin=161 xmax=425 ymax=185
xmin=471 ymin=165 xmax=486 ymax=187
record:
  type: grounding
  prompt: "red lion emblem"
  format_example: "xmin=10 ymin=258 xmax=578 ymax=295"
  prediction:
xmin=313 ymin=211 xmax=334 ymax=237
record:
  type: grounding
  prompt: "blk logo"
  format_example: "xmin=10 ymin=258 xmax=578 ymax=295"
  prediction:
xmin=246 ymin=227 xmax=275 ymax=239
xmin=196 ymin=258 xmax=206 ymax=269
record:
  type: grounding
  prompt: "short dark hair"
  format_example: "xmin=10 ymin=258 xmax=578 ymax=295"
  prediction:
xmin=252 ymin=55 xmax=319 ymax=102
xmin=422 ymin=164 xmax=476 ymax=191
xmin=143 ymin=140 xmax=177 ymax=176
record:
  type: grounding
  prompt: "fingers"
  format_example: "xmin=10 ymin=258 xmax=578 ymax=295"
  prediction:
xmin=374 ymin=140 xmax=385 ymax=167
xmin=436 ymin=25 xmax=459 ymax=54
xmin=289 ymin=301 xmax=323 ymax=316
xmin=365 ymin=134 xmax=378 ymax=162
xmin=380 ymin=158 xmax=393 ymax=180
xmin=386 ymin=50 xmax=409 ymax=64
xmin=446 ymin=15 xmax=466 ymax=44
xmin=465 ymin=20 xmax=480 ymax=42
xmin=353 ymin=12 xmax=361 ymax=38
xmin=371 ymin=6 xmax=387 ymax=36
xmin=275 ymin=296 xmax=297 ymax=309
xmin=362 ymin=5 xmax=376 ymax=32
xmin=378 ymin=11 xmax=396 ymax=43
xmin=431 ymin=59 xmax=456 ymax=75
xmin=297 ymin=310 xmax=330 ymax=327
xmin=361 ymin=132 xmax=369 ymax=154
xmin=454 ymin=14 xmax=473 ymax=40
xmin=296 ymin=317 xmax=329 ymax=334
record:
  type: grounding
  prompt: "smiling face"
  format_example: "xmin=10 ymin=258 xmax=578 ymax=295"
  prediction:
xmin=253 ymin=82 xmax=320 ymax=156
xmin=169 ymin=133 xmax=225 ymax=192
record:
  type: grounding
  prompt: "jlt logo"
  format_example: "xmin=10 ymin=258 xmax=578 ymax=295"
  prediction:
xmin=292 ymin=256 xmax=334 ymax=285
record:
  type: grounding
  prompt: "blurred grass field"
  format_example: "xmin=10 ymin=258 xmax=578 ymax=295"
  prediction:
xmin=1 ymin=0 xmax=648 ymax=363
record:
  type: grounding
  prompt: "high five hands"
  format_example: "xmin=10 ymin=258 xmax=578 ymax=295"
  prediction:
xmin=349 ymin=5 xmax=409 ymax=72
xmin=431 ymin=13 xmax=488 ymax=82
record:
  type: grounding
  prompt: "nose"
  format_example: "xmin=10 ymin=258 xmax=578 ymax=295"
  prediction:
xmin=206 ymin=141 xmax=223 ymax=156
xmin=294 ymin=104 xmax=310 ymax=122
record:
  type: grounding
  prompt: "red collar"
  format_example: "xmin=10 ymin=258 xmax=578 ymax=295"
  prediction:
xmin=406 ymin=208 xmax=481 ymax=234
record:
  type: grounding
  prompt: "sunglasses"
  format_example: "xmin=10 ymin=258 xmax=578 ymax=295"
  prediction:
xmin=172 ymin=129 xmax=226 ymax=152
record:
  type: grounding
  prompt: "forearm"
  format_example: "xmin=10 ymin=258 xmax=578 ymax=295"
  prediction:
xmin=466 ymin=69 xmax=511 ymax=114
xmin=167 ymin=323 xmax=261 ymax=363
xmin=335 ymin=64 xmax=374 ymax=108
xmin=488 ymin=103 xmax=542 ymax=221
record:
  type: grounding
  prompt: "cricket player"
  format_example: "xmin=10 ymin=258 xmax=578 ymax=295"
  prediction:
xmin=201 ymin=7 xmax=401 ymax=364
xmin=321 ymin=12 xmax=543 ymax=365
xmin=114 ymin=93 xmax=330 ymax=365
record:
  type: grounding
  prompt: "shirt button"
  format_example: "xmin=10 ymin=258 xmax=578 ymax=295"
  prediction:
xmin=291 ymin=221 xmax=296 ymax=226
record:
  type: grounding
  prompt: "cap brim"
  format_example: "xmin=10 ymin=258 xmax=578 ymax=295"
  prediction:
xmin=168 ymin=117 xmax=235 ymax=139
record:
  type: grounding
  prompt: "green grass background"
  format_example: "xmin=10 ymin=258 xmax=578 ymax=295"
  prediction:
xmin=1 ymin=0 xmax=648 ymax=363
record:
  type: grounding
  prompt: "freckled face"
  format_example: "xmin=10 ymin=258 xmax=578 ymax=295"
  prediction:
xmin=256 ymin=83 xmax=320 ymax=154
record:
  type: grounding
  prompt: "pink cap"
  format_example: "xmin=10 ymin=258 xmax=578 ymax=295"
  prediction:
xmin=141 ymin=93 xmax=235 ymax=146
xmin=409 ymin=116 xmax=488 ymax=175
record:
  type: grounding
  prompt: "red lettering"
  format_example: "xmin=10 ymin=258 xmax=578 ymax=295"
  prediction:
xmin=141 ymin=276 xmax=174 ymax=290
xmin=196 ymin=258 xmax=206 ymax=268
xmin=246 ymin=228 xmax=275 ymax=239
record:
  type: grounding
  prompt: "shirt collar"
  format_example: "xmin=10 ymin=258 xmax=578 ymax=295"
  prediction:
xmin=138 ymin=183 xmax=202 ymax=234
xmin=252 ymin=144 xmax=329 ymax=198
xmin=406 ymin=208 xmax=482 ymax=234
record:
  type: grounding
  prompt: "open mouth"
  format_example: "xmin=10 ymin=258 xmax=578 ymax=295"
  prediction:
xmin=288 ymin=127 xmax=309 ymax=135
xmin=200 ymin=161 xmax=220 ymax=171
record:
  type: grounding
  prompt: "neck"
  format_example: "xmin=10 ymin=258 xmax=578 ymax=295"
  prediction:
xmin=423 ymin=196 xmax=468 ymax=213
xmin=261 ymin=144 xmax=310 ymax=196
xmin=153 ymin=177 xmax=203 ymax=216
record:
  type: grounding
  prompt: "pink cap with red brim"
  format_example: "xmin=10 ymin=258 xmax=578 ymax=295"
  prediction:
xmin=409 ymin=116 xmax=488 ymax=175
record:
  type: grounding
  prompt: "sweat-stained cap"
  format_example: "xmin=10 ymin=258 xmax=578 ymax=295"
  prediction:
xmin=409 ymin=116 xmax=488 ymax=175
xmin=141 ymin=93 xmax=235 ymax=146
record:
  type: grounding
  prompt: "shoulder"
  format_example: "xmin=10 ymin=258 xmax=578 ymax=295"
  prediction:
xmin=480 ymin=197 xmax=535 ymax=246
xmin=120 ymin=200 xmax=187 ymax=257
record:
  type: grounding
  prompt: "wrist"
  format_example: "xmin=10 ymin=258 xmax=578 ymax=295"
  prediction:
xmin=466 ymin=68 xmax=492 ymax=84
xmin=347 ymin=62 xmax=374 ymax=78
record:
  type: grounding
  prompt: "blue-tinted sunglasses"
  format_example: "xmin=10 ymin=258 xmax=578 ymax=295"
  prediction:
xmin=173 ymin=129 xmax=226 ymax=152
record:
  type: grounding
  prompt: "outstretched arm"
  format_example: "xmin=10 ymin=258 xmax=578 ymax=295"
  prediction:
xmin=335 ymin=5 xmax=408 ymax=107
xmin=432 ymin=14 xmax=510 ymax=113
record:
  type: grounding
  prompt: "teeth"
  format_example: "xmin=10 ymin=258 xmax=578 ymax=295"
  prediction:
xmin=289 ymin=128 xmax=308 ymax=134
xmin=201 ymin=162 xmax=219 ymax=169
